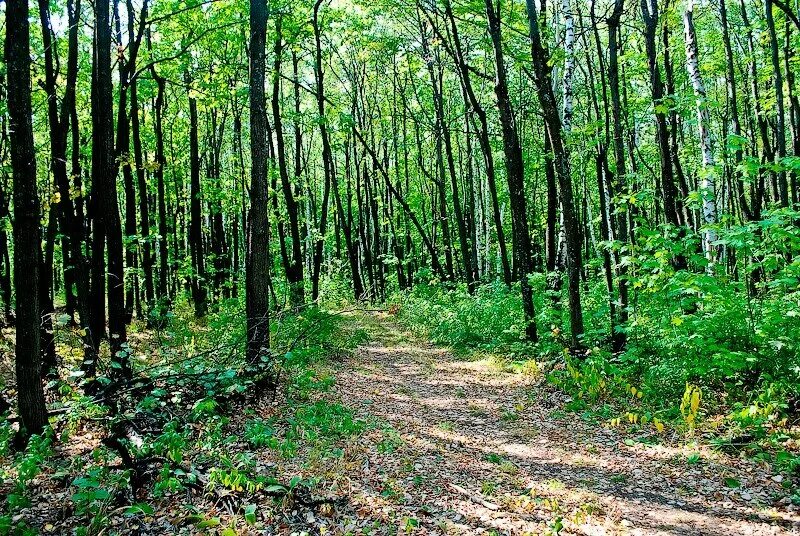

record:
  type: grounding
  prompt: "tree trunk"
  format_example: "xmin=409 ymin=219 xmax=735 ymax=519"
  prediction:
xmin=741 ymin=0 xmax=768 ymax=220
xmin=247 ymin=0 xmax=271 ymax=367
xmin=486 ymin=0 xmax=538 ymax=342
xmin=131 ymin=80 xmax=154 ymax=306
xmin=188 ymin=88 xmax=207 ymax=318
xmin=271 ymin=18 xmax=305 ymax=307
xmin=441 ymin=0 xmax=511 ymax=285
xmin=766 ymin=0 xmax=790 ymax=206
xmin=525 ymin=0 xmax=585 ymax=346
xmin=38 ymin=0 xmax=90 ymax=370
xmin=92 ymin=0 xmax=129 ymax=377
xmin=151 ymin=69 xmax=170 ymax=302
xmin=641 ymin=0 xmax=687 ymax=269
xmin=6 ymin=0 xmax=47 ymax=437
xmin=684 ymin=1 xmax=718 ymax=261
xmin=607 ymin=0 xmax=629 ymax=351
xmin=421 ymin=17 xmax=475 ymax=292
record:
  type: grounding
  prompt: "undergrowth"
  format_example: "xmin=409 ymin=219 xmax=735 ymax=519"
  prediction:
xmin=0 ymin=300 xmax=371 ymax=534
xmin=392 ymin=212 xmax=800 ymax=493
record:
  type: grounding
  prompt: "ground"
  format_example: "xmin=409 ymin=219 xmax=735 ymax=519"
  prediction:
xmin=4 ymin=312 xmax=800 ymax=535
xmin=317 ymin=312 xmax=800 ymax=535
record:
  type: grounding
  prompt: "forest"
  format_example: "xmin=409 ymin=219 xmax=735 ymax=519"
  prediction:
xmin=2 ymin=0 xmax=800 ymax=533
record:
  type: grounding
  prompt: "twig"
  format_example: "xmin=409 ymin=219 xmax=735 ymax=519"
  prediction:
xmin=448 ymin=483 xmax=500 ymax=511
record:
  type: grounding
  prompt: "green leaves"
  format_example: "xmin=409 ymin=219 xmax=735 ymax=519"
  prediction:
xmin=243 ymin=503 xmax=258 ymax=525
xmin=724 ymin=477 xmax=741 ymax=489
xmin=123 ymin=503 xmax=155 ymax=516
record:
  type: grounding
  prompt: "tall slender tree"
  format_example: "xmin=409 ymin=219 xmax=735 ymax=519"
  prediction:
xmin=484 ymin=0 xmax=537 ymax=341
xmin=524 ymin=0 xmax=584 ymax=346
xmin=247 ymin=0 xmax=271 ymax=366
xmin=188 ymin=84 xmax=208 ymax=318
xmin=684 ymin=0 xmax=718 ymax=260
xmin=6 ymin=0 xmax=48 ymax=437
xmin=91 ymin=0 xmax=129 ymax=376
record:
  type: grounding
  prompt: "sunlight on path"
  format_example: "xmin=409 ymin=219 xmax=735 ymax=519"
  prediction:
xmin=331 ymin=312 xmax=800 ymax=535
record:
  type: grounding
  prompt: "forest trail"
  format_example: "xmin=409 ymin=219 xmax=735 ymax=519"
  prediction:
xmin=328 ymin=313 xmax=800 ymax=535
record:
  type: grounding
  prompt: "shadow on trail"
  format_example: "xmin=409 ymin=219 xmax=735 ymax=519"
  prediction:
xmin=334 ymin=314 xmax=798 ymax=535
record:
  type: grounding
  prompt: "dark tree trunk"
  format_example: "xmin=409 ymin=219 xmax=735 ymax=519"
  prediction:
xmin=441 ymin=1 xmax=511 ymax=285
xmin=420 ymin=17 xmax=475 ymax=292
xmin=741 ymin=0 xmax=767 ymax=220
xmin=38 ymin=0 xmax=86 ymax=374
xmin=641 ymin=0 xmax=687 ymax=269
xmin=720 ymin=0 xmax=746 ymax=211
xmin=6 ymin=0 xmax=48 ymax=437
xmin=313 ymin=0 xmax=360 ymax=300
xmin=311 ymin=6 xmax=332 ymax=300
xmin=271 ymin=18 xmax=305 ymax=307
xmin=131 ymin=80 xmax=154 ymax=306
xmin=545 ymin=135 xmax=558 ymax=274
xmin=247 ymin=0 xmax=271 ymax=366
xmin=524 ymin=0 xmax=584 ymax=347
xmin=113 ymin=0 xmax=136 ymax=324
xmin=309 ymin=5 xmax=332 ymax=302
xmin=766 ymin=0 xmax=790 ymax=206
xmin=92 ymin=0 xmax=129 ymax=377
xmin=41 ymin=0 xmax=93 ymax=367
xmin=486 ymin=0 xmax=537 ymax=342
xmin=151 ymin=69 xmax=170 ymax=302
xmin=188 ymin=89 xmax=207 ymax=318
xmin=207 ymin=108 xmax=229 ymax=302
xmin=607 ymin=0 xmax=629 ymax=351
xmin=663 ymin=12 xmax=692 ymax=229
xmin=784 ymin=24 xmax=800 ymax=205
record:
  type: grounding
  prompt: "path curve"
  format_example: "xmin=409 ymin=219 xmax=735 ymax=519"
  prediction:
xmin=328 ymin=313 xmax=800 ymax=535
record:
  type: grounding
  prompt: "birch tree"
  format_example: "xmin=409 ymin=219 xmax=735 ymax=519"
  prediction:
xmin=684 ymin=0 xmax=718 ymax=260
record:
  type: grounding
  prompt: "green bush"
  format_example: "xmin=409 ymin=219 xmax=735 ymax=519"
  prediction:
xmin=391 ymin=211 xmax=800 ymax=422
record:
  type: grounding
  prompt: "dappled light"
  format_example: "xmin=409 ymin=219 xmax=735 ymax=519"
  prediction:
xmin=330 ymin=316 xmax=799 ymax=534
xmin=2 ymin=0 xmax=800 ymax=533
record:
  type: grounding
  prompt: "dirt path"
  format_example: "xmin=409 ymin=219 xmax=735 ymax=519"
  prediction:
xmin=327 ymin=313 xmax=800 ymax=535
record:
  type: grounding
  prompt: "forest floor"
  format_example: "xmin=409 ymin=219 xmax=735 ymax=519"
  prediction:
xmin=5 ymin=311 xmax=800 ymax=535
xmin=320 ymin=312 xmax=800 ymax=535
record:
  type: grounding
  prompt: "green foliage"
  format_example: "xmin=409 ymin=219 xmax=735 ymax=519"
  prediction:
xmin=2 ymin=431 xmax=54 ymax=512
xmin=393 ymin=211 xmax=800 ymax=472
xmin=208 ymin=465 xmax=268 ymax=494
xmin=0 ymin=430 xmax=55 ymax=534
xmin=393 ymin=280 xmax=540 ymax=355
xmin=376 ymin=427 xmax=404 ymax=454
xmin=0 ymin=422 xmax=13 ymax=460
xmin=146 ymin=421 xmax=191 ymax=464
xmin=71 ymin=466 xmax=128 ymax=527
xmin=244 ymin=418 xmax=277 ymax=448
xmin=287 ymin=401 xmax=364 ymax=442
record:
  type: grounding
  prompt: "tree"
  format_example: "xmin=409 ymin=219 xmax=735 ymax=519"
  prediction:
xmin=524 ymin=0 xmax=584 ymax=347
xmin=270 ymin=15 xmax=305 ymax=307
xmin=484 ymin=0 xmax=538 ymax=342
xmin=440 ymin=0 xmax=511 ymax=285
xmin=90 ymin=0 xmax=129 ymax=377
xmin=683 ymin=0 xmax=718 ymax=260
xmin=766 ymin=0 xmax=790 ymax=206
xmin=188 ymin=82 xmax=208 ymax=318
xmin=6 ymin=0 xmax=48 ymax=437
xmin=641 ymin=0 xmax=686 ymax=269
xmin=247 ymin=0 xmax=271 ymax=366
xmin=312 ymin=0 xmax=362 ymax=300
xmin=607 ymin=0 xmax=629 ymax=351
